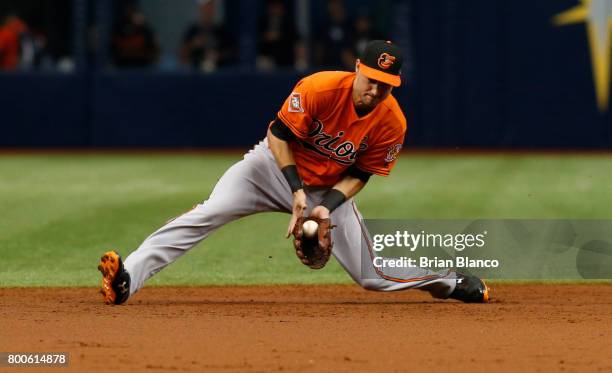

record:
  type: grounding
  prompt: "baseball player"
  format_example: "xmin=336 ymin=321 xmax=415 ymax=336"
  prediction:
xmin=98 ymin=40 xmax=490 ymax=305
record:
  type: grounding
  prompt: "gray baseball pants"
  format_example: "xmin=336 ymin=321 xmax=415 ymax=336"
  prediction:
xmin=123 ymin=138 xmax=457 ymax=299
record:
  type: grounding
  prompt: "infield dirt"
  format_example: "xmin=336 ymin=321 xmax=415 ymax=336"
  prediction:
xmin=1 ymin=284 xmax=611 ymax=372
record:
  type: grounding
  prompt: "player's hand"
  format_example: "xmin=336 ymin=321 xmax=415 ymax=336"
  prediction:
xmin=286 ymin=189 xmax=307 ymax=238
xmin=310 ymin=205 xmax=330 ymax=220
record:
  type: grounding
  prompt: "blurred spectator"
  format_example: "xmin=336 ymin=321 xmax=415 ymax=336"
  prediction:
xmin=256 ymin=0 xmax=298 ymax=70
xmin=111 ymin=4 xmax=159 ymax=68
xmin=20 ymin=25 xmax=47 ymax=70
xmin=0 ymin=14 xmax=27 ymax=70
xmin=313 ymin=0 xmax=354 ymax=70
xmin=0 ymin=13 xmax=47 ymax=71
xmin=180 ymin=0 xmax=235 ymax=73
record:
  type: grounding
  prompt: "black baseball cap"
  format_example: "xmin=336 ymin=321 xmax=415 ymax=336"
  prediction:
xmin=358 ymin=40 xmax=403 ymax=87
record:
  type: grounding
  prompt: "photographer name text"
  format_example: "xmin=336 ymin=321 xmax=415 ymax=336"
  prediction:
xmin=373 ymin=256 xmax=500 ymax=269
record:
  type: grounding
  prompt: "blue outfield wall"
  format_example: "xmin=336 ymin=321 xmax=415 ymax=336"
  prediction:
xmin=0 ymin=71 xmax=305 ymax=148
xmin=0 ymin=73 xmax=91 ymax=147
xmin=89 ymin=72 xmax=302 ymax=148
xmin=1 ymin=0 xmax=612 ymax=148
xmin=408 ymin=0 xmax=612 ymax=148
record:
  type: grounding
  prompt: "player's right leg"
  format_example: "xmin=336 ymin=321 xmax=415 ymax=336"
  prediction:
xmin=99 ymin=139 xmax=292 ymax=304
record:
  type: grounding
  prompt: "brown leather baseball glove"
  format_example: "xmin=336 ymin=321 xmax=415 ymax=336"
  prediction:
xmin=292 ymin=216 xmax=334 ymax=269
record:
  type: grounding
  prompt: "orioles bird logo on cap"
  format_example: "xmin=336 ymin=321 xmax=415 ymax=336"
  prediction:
xmin=377 ymin=53 xmax=396 ymax=69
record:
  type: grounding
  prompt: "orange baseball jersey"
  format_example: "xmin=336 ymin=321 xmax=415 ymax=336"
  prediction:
xmin=274 ymin=71 xmax=407 ymax=186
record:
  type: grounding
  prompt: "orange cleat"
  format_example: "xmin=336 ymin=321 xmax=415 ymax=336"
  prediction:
xmin=97 ymin=251 xmax=131 ymax=305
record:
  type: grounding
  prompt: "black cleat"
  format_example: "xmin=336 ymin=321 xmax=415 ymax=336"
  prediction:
xmin=449 ymin=273 xmax=490 ymax=303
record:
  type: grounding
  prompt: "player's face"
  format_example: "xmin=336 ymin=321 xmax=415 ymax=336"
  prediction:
xmin=352 ymin=70 xmax=393 ymax=110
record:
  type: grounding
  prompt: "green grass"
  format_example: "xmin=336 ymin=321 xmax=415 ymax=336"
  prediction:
xmin=1 ymin=153 xmax=611 ymax=286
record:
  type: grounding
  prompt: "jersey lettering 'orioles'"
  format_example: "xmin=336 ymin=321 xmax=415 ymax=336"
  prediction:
xmin=275 ymin=71 xmax=406 ymax=186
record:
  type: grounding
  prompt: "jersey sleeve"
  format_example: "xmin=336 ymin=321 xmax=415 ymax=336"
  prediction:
xmin=354 ymin=122 xmax=406 ymax=176
xmin=275 ymin=77 xmax=320 ymax=139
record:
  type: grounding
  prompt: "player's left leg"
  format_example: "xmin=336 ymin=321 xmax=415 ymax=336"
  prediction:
xmin=319 ymin=196 xmax=489 ymax=302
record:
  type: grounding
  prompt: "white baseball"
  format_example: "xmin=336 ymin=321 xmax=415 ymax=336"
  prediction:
xmin=302 ymin=220 xmax=318 ymax=238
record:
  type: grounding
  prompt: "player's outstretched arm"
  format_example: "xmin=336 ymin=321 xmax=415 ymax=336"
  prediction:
xmin=267 ymin=128 xmax=308 ymax=237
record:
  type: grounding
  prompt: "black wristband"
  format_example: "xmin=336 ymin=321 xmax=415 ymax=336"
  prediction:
xmin=320 ymin=189 xmax=346 ymax=213
xmin=281 ymin=165 xmax=303 ymax=193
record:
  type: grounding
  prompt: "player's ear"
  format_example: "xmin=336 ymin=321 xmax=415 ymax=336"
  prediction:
xmin=355 ymin=59 xmax=360 ymax=73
